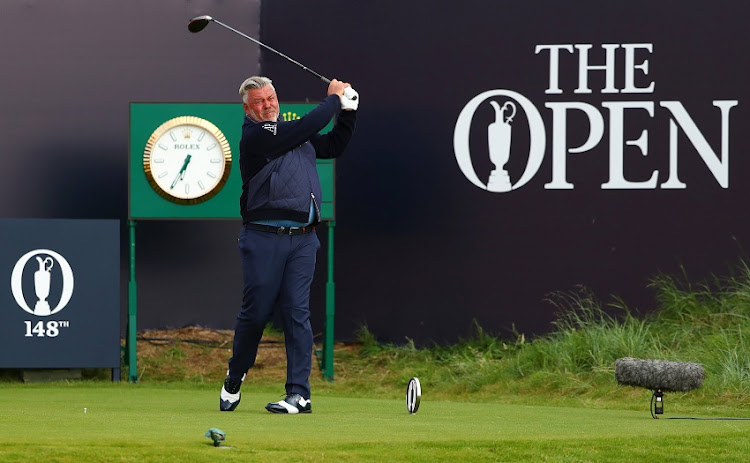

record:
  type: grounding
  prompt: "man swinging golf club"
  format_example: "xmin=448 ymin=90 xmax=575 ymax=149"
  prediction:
xmin=220 ymin=76 xmax=358 ymax=413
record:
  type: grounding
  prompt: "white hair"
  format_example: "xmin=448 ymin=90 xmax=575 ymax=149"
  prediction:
xmin=239 ymin=76 xmax=274 ymax=104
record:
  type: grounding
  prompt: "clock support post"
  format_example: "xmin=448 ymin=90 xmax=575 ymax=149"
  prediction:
xmin=126 ymin=220 xmax=138 ymax=383
xmin=321 ymin=220 xmax=336 ymax=381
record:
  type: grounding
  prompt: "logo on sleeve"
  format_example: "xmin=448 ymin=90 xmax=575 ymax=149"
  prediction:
xmin=262 ymin=123 xmax=277 ymax=135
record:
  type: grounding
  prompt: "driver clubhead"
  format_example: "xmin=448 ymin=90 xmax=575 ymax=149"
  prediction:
xmin=188 ymin=15 xmax=213 ymax=33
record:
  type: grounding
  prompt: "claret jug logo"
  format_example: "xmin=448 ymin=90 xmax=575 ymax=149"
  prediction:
xmin=454 ymin=43 xmax=739 ymax=192
xmin=11 ymin=249 xmax=75 ymax=316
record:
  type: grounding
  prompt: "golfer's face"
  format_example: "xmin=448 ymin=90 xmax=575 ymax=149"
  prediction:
xmin=245 ymin=86 xmax=279 ymax=122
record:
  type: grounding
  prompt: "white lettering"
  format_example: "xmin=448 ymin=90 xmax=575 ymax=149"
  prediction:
xmin=453 ymin=43 xmax=737 ymax=193
xmin=661 ymin=119 xmax=687 ymax=189
xmin=659 ymin=101 xmax=738 ymax=188
xmin=601 ymin=101 xmax=657 ymax=189
xmin=544 ymin=102 xmax=605 ymax=189
xmin=575 ymin=44 xmax=620 ymax=94
xmin=622 ymin=44 xmax=655 ymax=93
xmin=535 ymin=44 xmax=574 ymax=95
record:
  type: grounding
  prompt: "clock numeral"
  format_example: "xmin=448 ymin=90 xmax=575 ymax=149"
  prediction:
xmin=207 ymin=143 xmax=217 ymax=151
xmin=169 ymin=132 xmax=177 ymax=142
xmin=153 ymin=158 xmax=165 ymax=163
xmin=158 ymin=143 xmax=169 ymax=150
xmin=158 ymin=171 xmax=168 ymax=179
xmin=206 ymin=172 xmax=217 ymax=179
xmin=210 ymin=158 xmax=222 ymax=163
xmin=197 ymin=132 xmax=206 ymax=142
xmin=185 ymin=184 xmax=190 ymax=194
xmin=198 ymin=180 xmax=205 ymax=191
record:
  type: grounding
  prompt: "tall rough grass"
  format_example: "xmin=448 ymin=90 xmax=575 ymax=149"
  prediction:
xmin=649 ymin=265 xmax=750 ymax=392
xmin=355 ymin=265 xmax=750 ymax=399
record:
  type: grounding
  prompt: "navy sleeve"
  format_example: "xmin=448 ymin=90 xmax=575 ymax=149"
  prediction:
xmin=310 ymin=109 xmax=357 ymax=159
xmin=240 ymin=95 xmax=340 ymax=159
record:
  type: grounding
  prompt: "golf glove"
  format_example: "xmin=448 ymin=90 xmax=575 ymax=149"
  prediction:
xmin=341 ymin=87 xmax=359 ymax=111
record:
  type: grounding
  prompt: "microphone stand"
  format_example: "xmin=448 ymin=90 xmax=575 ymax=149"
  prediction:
xmin=649 ymin=388 xmax=750 ymax=420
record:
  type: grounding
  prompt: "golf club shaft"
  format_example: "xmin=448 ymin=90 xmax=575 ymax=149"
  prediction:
xmin=211 ymin=19 xmax=331 ymax=84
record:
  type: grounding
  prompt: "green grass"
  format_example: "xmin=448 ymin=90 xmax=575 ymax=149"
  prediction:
xmin=0 ymin=383 xmax=749 ymax=462
xmin=3 ymin=264 xmax=750 ymax=461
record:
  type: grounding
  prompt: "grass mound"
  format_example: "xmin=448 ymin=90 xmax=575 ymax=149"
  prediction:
xmin=347 ymin=264 xmax=750 ymax=409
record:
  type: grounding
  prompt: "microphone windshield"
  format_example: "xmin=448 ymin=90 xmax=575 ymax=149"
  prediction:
xmin=615 ymin=357 xmax=705 ymax=392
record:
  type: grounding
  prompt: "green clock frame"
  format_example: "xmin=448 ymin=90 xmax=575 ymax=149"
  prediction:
xmin=129 ymin=103 xmax=335 ymax=220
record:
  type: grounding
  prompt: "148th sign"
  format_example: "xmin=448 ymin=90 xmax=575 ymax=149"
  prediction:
xmin=454 ymin=43 xmax=739 ymax=192
xmin=0 ymin=219 xmax=120 ymax=373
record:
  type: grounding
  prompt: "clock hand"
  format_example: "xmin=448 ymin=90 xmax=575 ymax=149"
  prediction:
xmin=170 ymin=154 xmax=192 ymax=189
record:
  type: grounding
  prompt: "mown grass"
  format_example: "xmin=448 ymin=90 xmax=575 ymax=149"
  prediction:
xmin=3 ymin=265 xmax=750 ymax=461
xmin=0 ymin=385 xmax=748 ymax=462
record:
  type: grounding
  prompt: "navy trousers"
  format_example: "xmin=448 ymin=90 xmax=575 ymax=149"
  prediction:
xmin=228 ymin=227 xmax=319 ymax=398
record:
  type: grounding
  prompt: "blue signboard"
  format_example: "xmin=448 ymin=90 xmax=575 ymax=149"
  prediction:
xmin=0 ymin=219 xmax=120 ymax=373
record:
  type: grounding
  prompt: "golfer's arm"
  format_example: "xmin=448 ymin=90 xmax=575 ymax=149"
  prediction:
xmin=246 ymin=96 xmax=340 ymax=155
xmin=310 ymin=110 xmax=357 ymax=159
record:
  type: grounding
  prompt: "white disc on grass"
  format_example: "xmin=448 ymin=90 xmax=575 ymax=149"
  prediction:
xmin=406 ymin=377 xmax=421 ymax=414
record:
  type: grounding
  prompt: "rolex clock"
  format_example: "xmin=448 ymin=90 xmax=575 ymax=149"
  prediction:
xmin=142 ymin=116 xmax=232 ymax=205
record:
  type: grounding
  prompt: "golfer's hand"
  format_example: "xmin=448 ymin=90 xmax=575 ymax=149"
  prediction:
xmin=327 ymin=79 xmax=349 ymax=97
xmin=341 ymin=87 xmax=359 ymax=111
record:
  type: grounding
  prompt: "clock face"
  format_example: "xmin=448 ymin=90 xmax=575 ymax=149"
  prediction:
xmin=142 ymin=116 xmax=232 ymax=205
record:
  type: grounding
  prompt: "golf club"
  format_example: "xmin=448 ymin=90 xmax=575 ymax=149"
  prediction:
xmin=188 ymin=15 xmax=338 ymax=87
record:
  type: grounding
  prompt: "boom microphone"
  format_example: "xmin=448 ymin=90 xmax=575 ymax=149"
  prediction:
xmin=615 ymin=357 xmax=705 ymax=392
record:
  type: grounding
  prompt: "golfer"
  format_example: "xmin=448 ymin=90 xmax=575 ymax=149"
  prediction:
xmin=220 ymin=76 xmax=358 ymax=413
